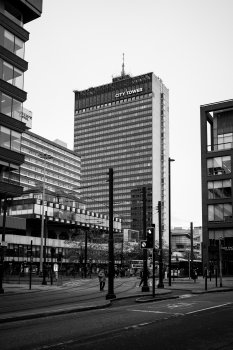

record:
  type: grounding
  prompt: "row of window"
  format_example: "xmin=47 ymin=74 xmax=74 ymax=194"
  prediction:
xmin=0 ymin=58 xmax=24 ymax=90
xmin=0 ymin=92 xmax=23 ymax=120
xmin=75 ymin=121 xmax=153 ymax=142
xmin=22 ymin=134 xmax=81 ymax=164
xmin=21 ymin=148 xmax=81 ymax=174
xmin=75 ymin=103 xmax=152 ymax=127
xmin=75 ymin=114 xmax=152 ymax=136
xmin=75 ymin=133 xmax=152 ymax=149
xmin=75 ymin=94 xmax=153 ymax=114
xmin=0 ymin=125 xmax=21 ymax=152
xmin=75 ymin=97 xmax=152 ymax=118
xmin=0 ymin=25 xmax=25 ymax=59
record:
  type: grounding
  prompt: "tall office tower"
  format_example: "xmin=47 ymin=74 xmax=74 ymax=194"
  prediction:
xmin=200 ymin=99 xmax=233 ymax=275
xmin=0 ymin=0 xmax=42 ymax=204
xmin=74 ymin=70 xmax=169 ymax=242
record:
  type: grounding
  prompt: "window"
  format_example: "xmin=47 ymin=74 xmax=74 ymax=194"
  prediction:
xmin=0 ymin=93 xmax=22 ymax=121
xmin=0 ymin=26 xmax=25 ymax=58
xmin=1 ymin=59 xmax=24 ymax=89
xmin=0 ymin=126 xmax=21 ymax=152
xmin=0 ymin=126 xmax=10 ymax=149
xmin=207 ymin=156 xmax=231 ymax=176
xmin=11 ymin=131 xmax=21 ymax=152
xmin=208 ymin=179 xmax=232 ymax=199
xmin=217 ymin=133 xmax=233 ymax=150
xmin=208 ymin=204 xmax=232 ymax=222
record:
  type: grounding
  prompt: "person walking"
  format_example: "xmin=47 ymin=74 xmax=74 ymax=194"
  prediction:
xmin=98 ymin=269 xmax=106 ymax=291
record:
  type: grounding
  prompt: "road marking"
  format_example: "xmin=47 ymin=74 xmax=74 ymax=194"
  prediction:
xmin=186 ymin=302 xmax=232 ymax=315
xmin=129 ymin=309 xmax=166 ymax=314
xmin=179 ymin=294 xmax=194 ymax=299
xmin=167 ymin=302 xmax=194 ymax=309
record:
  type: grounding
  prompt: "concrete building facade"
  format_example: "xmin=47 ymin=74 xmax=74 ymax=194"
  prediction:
xmin=74 ymin=71 xmax=169 ymax=242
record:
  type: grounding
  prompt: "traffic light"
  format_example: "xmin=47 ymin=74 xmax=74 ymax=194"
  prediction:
xmin=146 ymin=227 xmax=154 ymax=248
xmin=140 ymin=240 xmax=147 ymax=249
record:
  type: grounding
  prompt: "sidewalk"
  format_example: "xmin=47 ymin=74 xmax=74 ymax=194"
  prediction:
xmin=0 ymin=276 xmax=232 ymax=323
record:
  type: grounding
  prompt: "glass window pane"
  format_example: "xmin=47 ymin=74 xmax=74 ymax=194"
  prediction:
xmin=14 ymin=36 xmax=24 ymax=58
xmin=0 ymin=26 xmax=4 ymax=47
xmin=224 ymin=204 xmax=232 ymax=222
xmin=12 ymin=98 xmax=22 ymax=120
xmin=0 ymin=126 xmax=10 ymax=149
xmin=11 ymin=130 xmax=21 ymax=151
xmin=4 ymin=29 xmax=14 ymax=52
xmin=207 ymin=159 xmax=213 ymax=175
xmin=222 ymin=179 xmax=232 ymax=198
xmin=213 ymin=180 xmax=222 ymax=199
xmin=13 ymin=67 xmax=23 ymax=89
xmin=3 ymin=61 xmax=13 ymax=83
xmin=1 ymin=93 xmax=12 ymax=116
xmin=215 ymin=204 xmax=223 ymax=221
xmin=213 ymin=157 xmax=223 ymax=175
xmin=222 ymin=156 xmax=231 ymax=174
xmin=208 ymin=205 xmax=214 ymax=221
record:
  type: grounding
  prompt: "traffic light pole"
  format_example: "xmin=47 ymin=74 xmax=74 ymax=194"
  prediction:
xmin=157 ymin=201 xmax=164 ymax=288
xmin=142 ymin=187 xmax=149 ymax=292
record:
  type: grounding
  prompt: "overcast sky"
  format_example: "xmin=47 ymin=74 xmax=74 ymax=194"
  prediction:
xmin=24 ymin=0 xmax=233 ymax=229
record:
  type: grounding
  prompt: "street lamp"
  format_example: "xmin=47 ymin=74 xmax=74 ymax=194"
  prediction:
xmin=168 ymin=157 xmax=175 ymax=287
xmin=38 ymin=153 xmax=53 ymax=284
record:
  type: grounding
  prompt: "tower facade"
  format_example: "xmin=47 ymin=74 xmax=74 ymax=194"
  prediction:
xmin=74 ymin=72 xmax=169 ymax=242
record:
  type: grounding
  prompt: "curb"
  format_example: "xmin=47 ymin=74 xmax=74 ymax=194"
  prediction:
xmin=0 ymin=301 xmax=111 ymax=324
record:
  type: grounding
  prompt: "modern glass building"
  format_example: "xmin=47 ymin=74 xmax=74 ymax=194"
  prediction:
xmin=0 ymin=0 xmax=42 ymax=204
xmin=74 ymin=71 xmax=169 ymax=242
xmin=200 ymin=99 xmax=233 ymax=275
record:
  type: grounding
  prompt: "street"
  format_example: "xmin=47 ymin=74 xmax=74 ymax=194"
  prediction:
xmin=0 ymin=291 xmax=233 ymax=349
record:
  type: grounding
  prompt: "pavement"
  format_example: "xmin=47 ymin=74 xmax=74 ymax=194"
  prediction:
xmin=0 ymin=275 xmax=233 ymax=324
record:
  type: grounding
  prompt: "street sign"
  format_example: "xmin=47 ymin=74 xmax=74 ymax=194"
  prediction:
xmin=0 ymin=242 xmax=8 ymax=247
xmin=140 ymin=240 xmax=147 ymax=249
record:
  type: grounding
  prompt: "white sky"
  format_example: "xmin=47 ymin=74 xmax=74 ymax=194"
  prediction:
xmin=24 ymin=0 xmax=233 ymax=229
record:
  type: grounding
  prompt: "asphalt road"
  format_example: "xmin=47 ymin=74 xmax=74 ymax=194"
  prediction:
xmin=1 ymin=291 xmax=233 ymax=350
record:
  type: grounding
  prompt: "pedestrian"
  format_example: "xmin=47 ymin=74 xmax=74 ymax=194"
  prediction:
xmin=139 ymin=268 xmax=149 ymax=287
xmin=98 ymin=269 xmax=106 ymax=291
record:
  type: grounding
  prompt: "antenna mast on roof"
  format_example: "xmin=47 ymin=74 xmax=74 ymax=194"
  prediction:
xmin=121 ymin=53 xmax=125 ymax=77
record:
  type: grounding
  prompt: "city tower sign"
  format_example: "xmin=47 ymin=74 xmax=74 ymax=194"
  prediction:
xmin=115 ymin=87 xmax=143 ymax=98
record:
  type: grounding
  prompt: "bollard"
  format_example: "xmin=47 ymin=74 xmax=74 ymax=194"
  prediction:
xmin=205 ymin=273 xmax=207 ymax=291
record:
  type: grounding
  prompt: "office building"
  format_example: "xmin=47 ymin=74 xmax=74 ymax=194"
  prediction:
xmin=3 ymin=130 xmax=121 ymax=269
xmin=200 ymin=99 xmax=233 ymax=274
xmin=74 ymin=70 xmax=169 ymax=242
xmin=0 ymin=0 xmax=42 ymax=204
xmin=171 ymin=226 xmax=202 ymax=259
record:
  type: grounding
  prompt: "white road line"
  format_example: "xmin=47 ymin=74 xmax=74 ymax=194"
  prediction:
xmin=129 ymin=309 xmax=167 ymax=314
xmin=186 ymin=302 xmax=232 ymax=315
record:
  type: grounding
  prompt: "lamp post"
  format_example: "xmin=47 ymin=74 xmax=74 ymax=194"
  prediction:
xmin=38 ymin=153 xmax=53 ymax=283
xmin=168 ymin=157 xmax=175 ymax=287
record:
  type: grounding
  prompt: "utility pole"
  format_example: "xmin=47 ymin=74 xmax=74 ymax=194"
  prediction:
xmin=157 ymin=201 xmax=164 ymax=288
xmin=142 ymin=186 xmax=149 ymax=292
xmin=168 ymin=157 xmax=175 ymax=286
xmin=106 ymin=168 xmax=116 ymax=299
xmin=0 ymin=198 xmax=7 ymax=294
xmin=84 ymin=230 xmax=87 ymax=278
